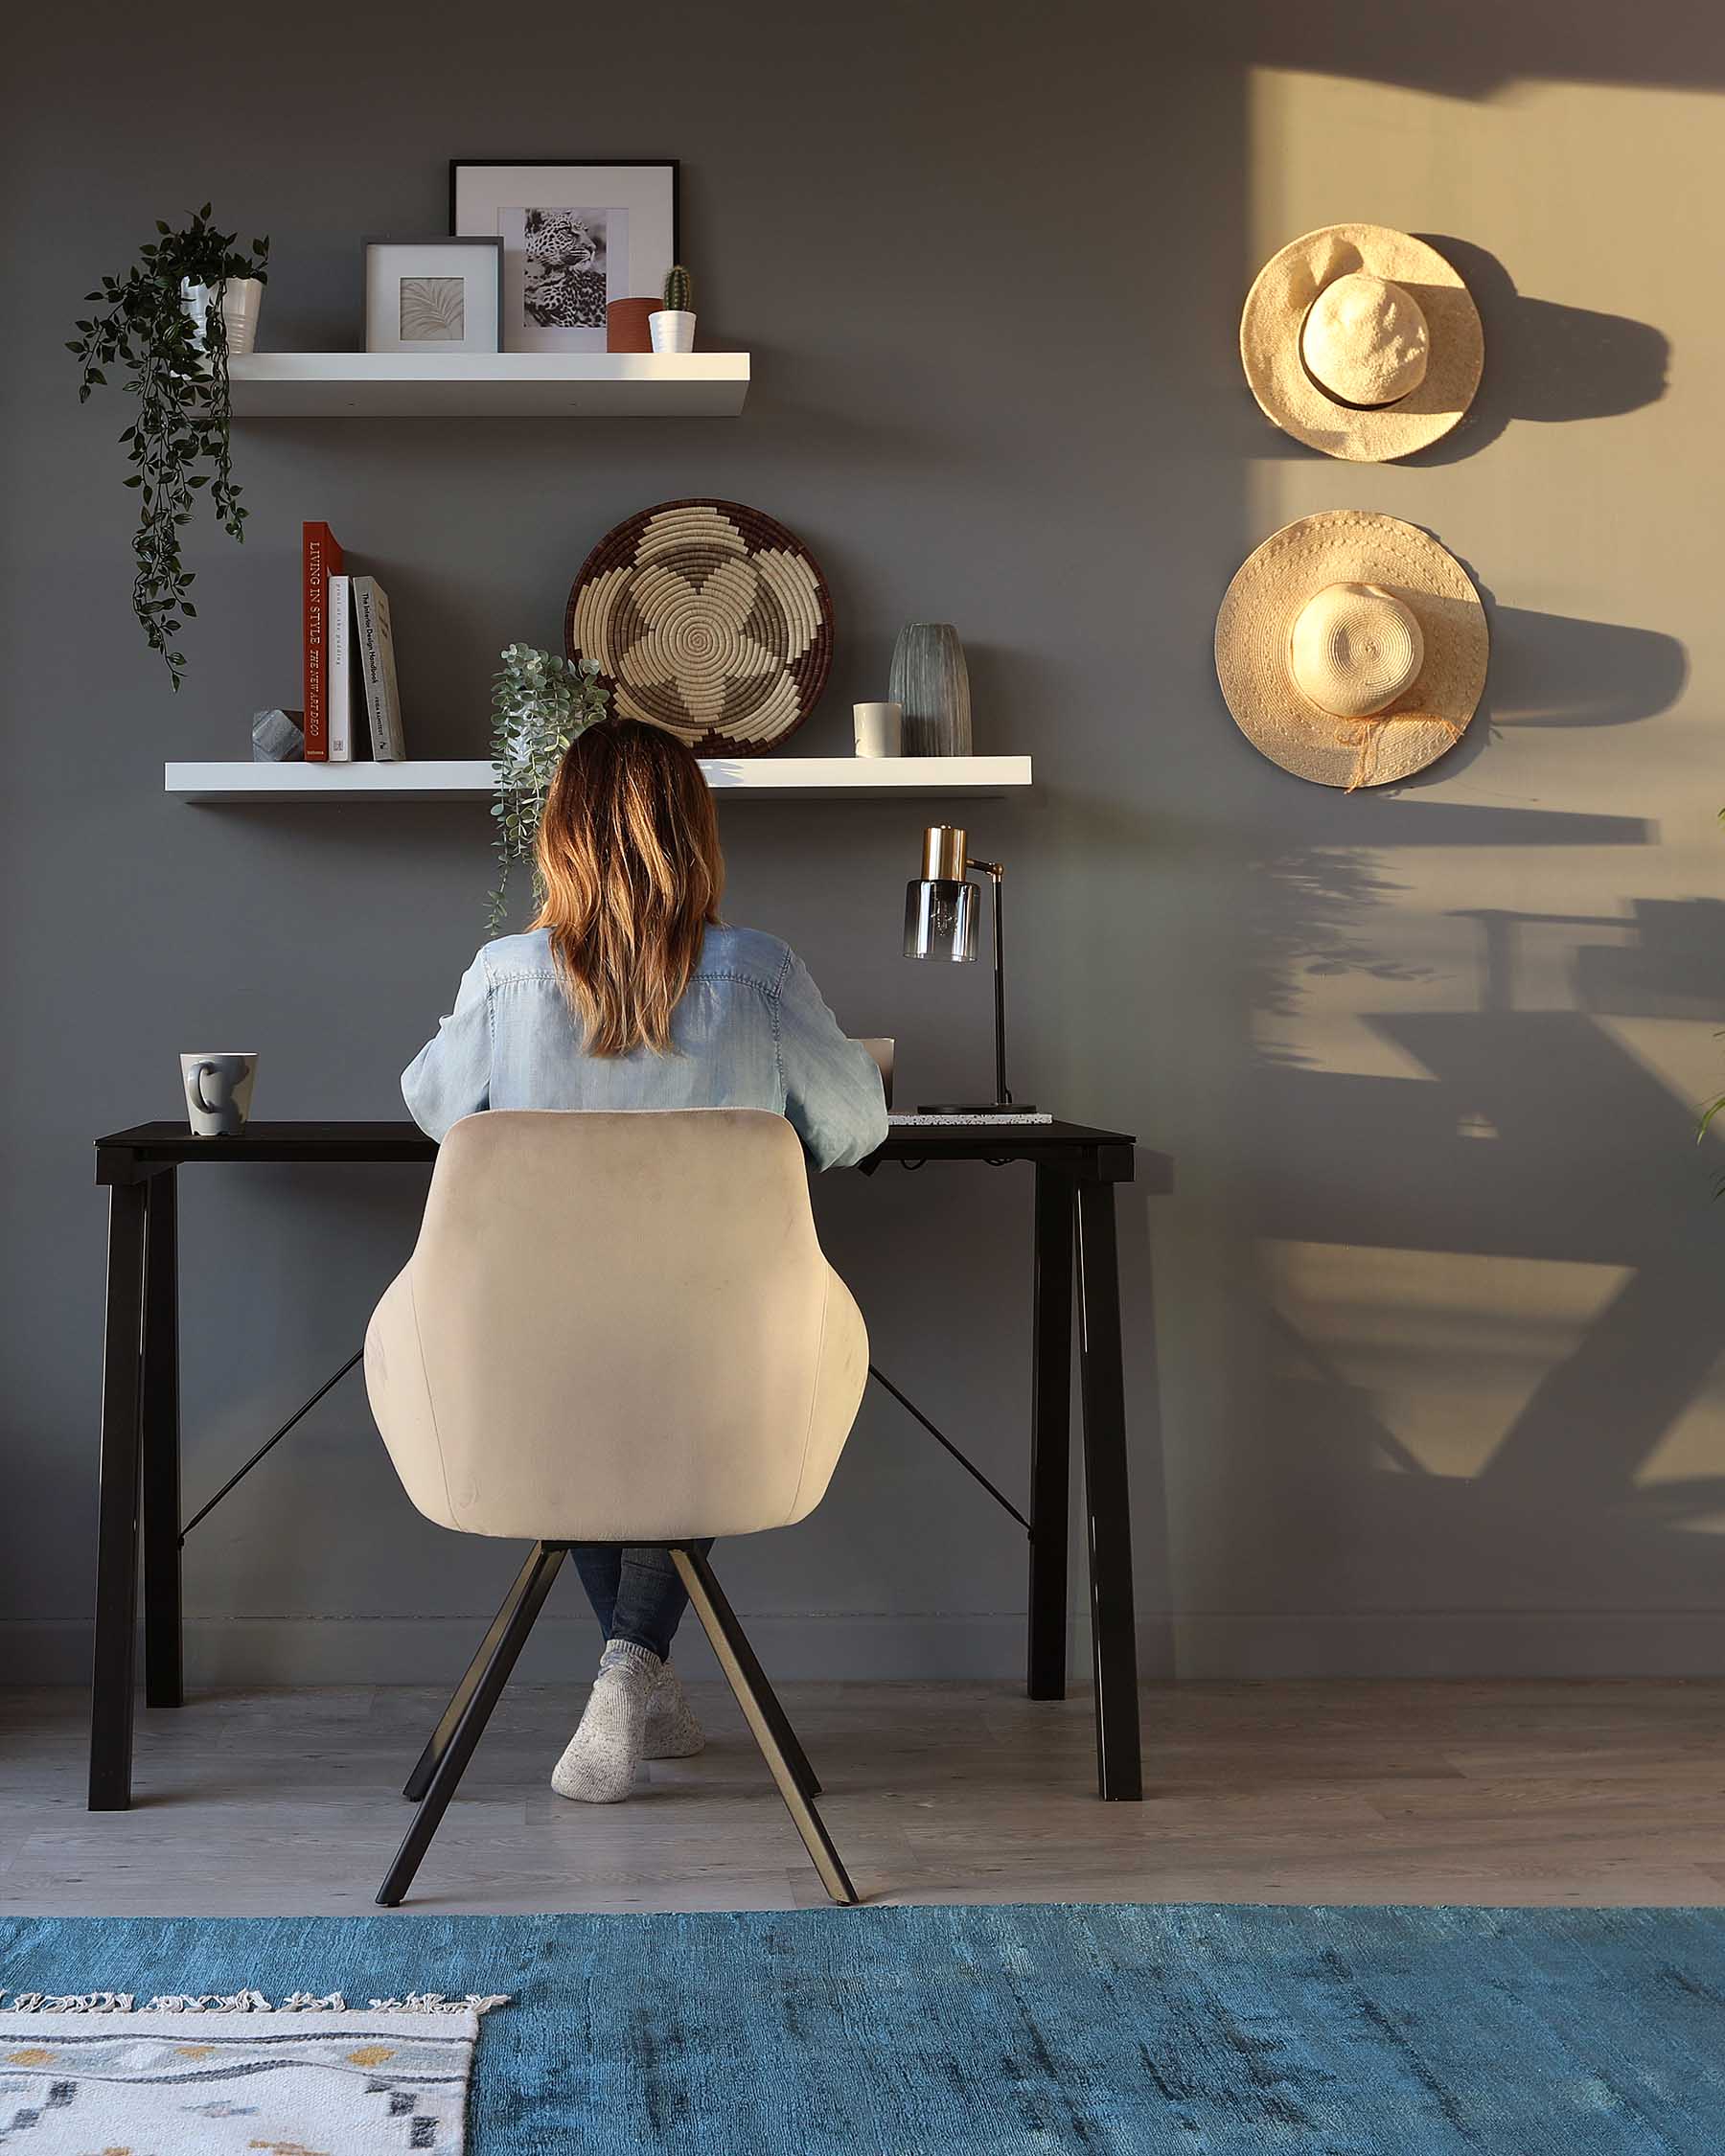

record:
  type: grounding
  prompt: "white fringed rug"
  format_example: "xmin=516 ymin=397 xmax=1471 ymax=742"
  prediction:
xmin=0 ymin=1992 xmax=505 ymax=2153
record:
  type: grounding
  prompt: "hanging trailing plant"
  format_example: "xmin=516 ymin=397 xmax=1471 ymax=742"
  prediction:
xmin=69 ymin=206 xmax=269 ymax=689
xmin=487 ymin=643 xmax=610 ymax=934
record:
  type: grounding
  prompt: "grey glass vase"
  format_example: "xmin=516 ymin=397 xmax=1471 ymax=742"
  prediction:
xmin=888 ymin=623 xmax=973 ymax=758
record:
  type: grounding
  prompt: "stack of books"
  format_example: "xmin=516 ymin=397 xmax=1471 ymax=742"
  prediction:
xmin=302 ymin=521 xmax=407 ymax=763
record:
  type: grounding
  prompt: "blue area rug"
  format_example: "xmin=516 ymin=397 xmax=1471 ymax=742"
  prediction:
xmin=6 ymin=1904 xmax=1725 ymax=2152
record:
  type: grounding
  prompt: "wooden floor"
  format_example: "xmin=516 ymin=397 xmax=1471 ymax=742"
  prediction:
xmin=3 ymin=1679 xmax=1723 ymax=1915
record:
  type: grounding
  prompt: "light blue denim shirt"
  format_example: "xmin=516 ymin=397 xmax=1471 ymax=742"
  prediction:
xmin=402 ymin=923 xmax=888 ymax=1172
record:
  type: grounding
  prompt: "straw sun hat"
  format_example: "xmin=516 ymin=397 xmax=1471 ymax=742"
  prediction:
xmin=1242 ymin=224 xmax=1484 ymax=461
xmin=1214 ymin=512 xmax=1488 ymax=790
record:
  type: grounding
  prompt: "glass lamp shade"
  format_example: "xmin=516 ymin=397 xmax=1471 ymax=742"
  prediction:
xmin=905 ymin=878 xmax=978 ymax=961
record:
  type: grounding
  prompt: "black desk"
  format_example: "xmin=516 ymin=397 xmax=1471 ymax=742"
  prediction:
xmin=88 ymin=1118 xmax=1171 ymax=1813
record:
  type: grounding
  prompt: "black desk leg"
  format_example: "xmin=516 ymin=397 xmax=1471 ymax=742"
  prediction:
xmin=1026 ymin=1165 xmax=1074 ymax=1700
xmin=1075 ymin=1175 xmax=1142 ymax=1801
xmin=89 ymin=1181 xmax=148 ymax=1811
xmin=141 ymin=1171 xmax=183 ymax=1709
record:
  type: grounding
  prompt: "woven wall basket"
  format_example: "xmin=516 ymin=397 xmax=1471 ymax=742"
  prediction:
xmin=564 ymin=499 xmax=834 ymax=756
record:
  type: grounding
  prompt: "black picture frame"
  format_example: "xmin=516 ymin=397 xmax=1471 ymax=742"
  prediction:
xmin=448 ymin=160 xmax=681 ymax=262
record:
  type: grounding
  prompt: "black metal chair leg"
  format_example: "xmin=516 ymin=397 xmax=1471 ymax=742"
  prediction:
xmin=377 ymin=1542 xmax=567 ymax=1907
xmin=403 ymin=1545 xmax=548 ymax=1800
xmin=675 ymin=1544 xmax=822 ymax=1800
xmin=671 ymin=1546 xmax=859 ymax=1906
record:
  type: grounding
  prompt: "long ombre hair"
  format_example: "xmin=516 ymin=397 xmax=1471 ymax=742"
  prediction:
xmin=530 ymin=719 xmax=724 ymax=1056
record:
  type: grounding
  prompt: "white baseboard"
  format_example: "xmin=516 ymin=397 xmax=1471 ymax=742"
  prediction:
xmin=9 ymin=1609 xmax=1725 ymax=1690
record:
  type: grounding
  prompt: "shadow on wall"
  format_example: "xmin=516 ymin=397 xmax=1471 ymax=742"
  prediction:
xmin=1475 ymin=604 xmax=1688 ymax=726
xmin=1413 ymin=238 xmax=1671 ymax=465
xmin=1245 ymin=875 xmax=1725 ymax=1626
xmin=1250 ymin=844 xmax=1433 ymax=1042
xmin=1249 ymin=802 xmax=1654 ymax=1058
xmin=1577 ymin=898 xmax=1725 ymax=1021
xmin=1390 ymin=591 xmax=1689 ymax=787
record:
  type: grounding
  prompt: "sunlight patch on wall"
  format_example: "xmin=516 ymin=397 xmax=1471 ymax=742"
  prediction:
xmin=1254 ymin=1009 xmax=1441 ymax=1081
xmin=1634 ymin=1356 xmax=1725 ymax=1532
xmin=1245 ymin=69 xmax=1470 ymax=277
xmin=1264 ymin=1240 xmax=1631 ymax=1480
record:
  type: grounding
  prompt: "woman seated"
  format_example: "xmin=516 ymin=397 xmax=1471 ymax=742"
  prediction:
xmin=402 ymin=717 xmax=886 ymax=1801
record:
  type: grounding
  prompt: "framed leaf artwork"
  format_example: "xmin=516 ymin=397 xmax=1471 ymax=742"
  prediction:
xmin=363 ymin=238 xmax=504 ymax=356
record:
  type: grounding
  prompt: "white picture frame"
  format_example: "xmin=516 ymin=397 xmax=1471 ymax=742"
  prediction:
xmin=364 ymin=239 xmax=503 ymax=356
xmin=450 ymin=161 xmax=679 ymax=354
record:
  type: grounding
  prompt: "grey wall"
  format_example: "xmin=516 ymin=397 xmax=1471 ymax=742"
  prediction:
xmin=6 ymin=1 xmax=1724 ymax=1687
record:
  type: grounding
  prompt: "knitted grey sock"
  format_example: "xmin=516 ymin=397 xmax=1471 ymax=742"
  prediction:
xmin=643 ymin=1662 xmax=706 ymax=1759
xmin=550 ymin=1640 xmax=659 ymax=1803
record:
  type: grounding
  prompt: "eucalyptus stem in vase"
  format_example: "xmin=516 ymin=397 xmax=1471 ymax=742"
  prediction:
xmin=487 ymin=644 xmax=610 ymax=933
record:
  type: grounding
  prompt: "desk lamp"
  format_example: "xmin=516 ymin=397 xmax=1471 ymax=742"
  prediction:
xmin=903 ymin=824 xmax=1033 ymax=1113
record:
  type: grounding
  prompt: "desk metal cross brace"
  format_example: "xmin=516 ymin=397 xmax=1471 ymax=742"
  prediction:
xmin=866 ymin=1364 xmax=1031 ymax=1532
xmin=177 ymin=1350 xmax=364 ymax=1542
xmin=173 ymin=1348 xmax=1029 ymax=1546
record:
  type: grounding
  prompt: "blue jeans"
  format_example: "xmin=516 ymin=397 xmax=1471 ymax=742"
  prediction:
xmin=569 ymin=1542 xmax=713 ymax=1663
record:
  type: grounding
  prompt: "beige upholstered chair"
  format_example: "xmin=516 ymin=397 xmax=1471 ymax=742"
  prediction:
xmin=364 ymin=1108 xmax=869 ymax=1906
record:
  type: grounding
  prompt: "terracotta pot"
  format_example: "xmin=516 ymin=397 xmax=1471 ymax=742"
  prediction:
xmin=606 ymin=297 xmax=658 ymax=354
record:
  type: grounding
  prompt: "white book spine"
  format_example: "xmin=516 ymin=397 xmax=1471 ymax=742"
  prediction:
xmin=326 ymin=574 xmax=353 ymax=762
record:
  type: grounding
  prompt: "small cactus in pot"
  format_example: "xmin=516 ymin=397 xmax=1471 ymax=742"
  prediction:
xmin=650 ymin=263 xmax=696 ymax=353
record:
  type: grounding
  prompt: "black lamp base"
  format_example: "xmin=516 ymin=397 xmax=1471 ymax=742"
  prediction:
xmin=915 ymin=1102 xmax=1038 ymax=1115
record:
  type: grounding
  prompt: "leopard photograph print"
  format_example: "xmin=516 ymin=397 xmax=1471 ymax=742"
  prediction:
xmin=452 ymin=164 xmax=675 ymax=353
xmin=521 ymin=206 xmax=609 ymax=331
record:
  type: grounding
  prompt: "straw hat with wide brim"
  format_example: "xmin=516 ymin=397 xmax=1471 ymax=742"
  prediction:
xmin=1214 ymin=512 xmax=1488 ymax=790
xmin=1241 ymin=224 xmax=1484 ymax=462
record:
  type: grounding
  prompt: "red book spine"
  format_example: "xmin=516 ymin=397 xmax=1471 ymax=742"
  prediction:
xmin=301 ymin=521 xmax=344 ymax=760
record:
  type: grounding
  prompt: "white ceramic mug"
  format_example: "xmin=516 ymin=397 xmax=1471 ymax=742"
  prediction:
xmin=854 ymin=701 xmax=903 ymax=757
xmin=180 ymin=1052 xmax=259 ymax=1136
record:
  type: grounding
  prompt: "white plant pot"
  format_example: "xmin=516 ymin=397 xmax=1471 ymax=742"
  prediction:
xmin=179 ymin=276 xmax=264 ymax=361
xmin=649 ymin=310 xmax=696 ymax=354
xmin=220 ymin=277 xmax=264 ymax=356
xmin=179 ymin=278 xmax=214 ymax=347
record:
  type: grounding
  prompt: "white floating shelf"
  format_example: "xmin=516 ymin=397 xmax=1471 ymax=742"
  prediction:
xmin=165 ymin=756 xmax=1033 ymax=804
xmin=227 ymin=351 xmax=750 ymax=418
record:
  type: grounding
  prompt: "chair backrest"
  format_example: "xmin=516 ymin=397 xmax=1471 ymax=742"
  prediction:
xmin=364 ymin=1109 xmax=867 ymax=1543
